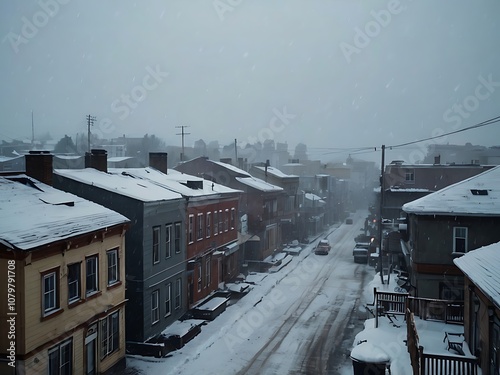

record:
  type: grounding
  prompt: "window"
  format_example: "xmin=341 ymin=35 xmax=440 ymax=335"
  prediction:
xmin=86 ymin=256 xmax=99 ymax=296
xmin=206 ymin=212 xmax=211 ymax=238
xmin=107 ymin=249 xmax=119 ymax=285
xmin=405 ymin=169 xmax=415 ymax=183
xmin=219 ymin=210 xmax=223 ymax=233
xmin=174 ymin=222 xmax=181 ymax=253
xmin=48 ymin=339 xmax=72 ymax=375
xmin=188 ymin=214 xmax=194 ymax=243
xmin=165 ymin=283 xmax=171 ymax=317
xmin=153 ymin=226 xmax=160 ymax=264
xmin=151 ymin=290 xmax=159 ymax=324
xmin=165 ymin=224 xmax=172 ymax=258
xmin=101 ymin=311 xmax=119 ymax=359
xmin=67 ymin=263 xmax=80 ymax=303
xmin=206 ymin=257 xmax=211 ymax=288
xmin=197 ymin=263 xmax=202 ymax=292
xmin=453 ymin=227 xmax=468 ymax=253
xmin=213 ymin=211 xmax=218 ymax=235
xmin=230 ymin=208 xmax=235 ymax=230
xmin=175 ymin=278 xmax=181 ymax=309
xmin=42 ymin=269 xmax=58 ymax=314
xmin=197 ymin=213 xmax=204 ymax=240
xmin=224 ymin=209 xmax=229 ymax=232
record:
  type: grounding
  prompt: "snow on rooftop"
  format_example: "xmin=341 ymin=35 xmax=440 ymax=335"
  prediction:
xmin=109 ymin=167 xmax=242 ymax=197
xmin=388 ymin=187 xmax=432 ymax=193
xmin=235 ymin=176 xmax=283 ymax=192
xmin=55 ymin=168 xmax=183 ymax=202
xmin=454 ymin=242 xmax=500 ymax=309
xmin=253 ymin=166 xmax=298 ymax=178
xmin=212 ymin=160 xmax=251 ymax=177
xmin=107 ymin=156 xmax=134 ymax=162
xmin=0 ymin=176 xmax=129 ymax=250
xmin=304 ymin=192 xmax=324 ymax=203
xmin=403 ymin=165 xmax=500 ymax=216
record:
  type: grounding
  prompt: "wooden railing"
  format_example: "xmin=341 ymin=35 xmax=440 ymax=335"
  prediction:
xmin=373 ymin=288 xmax=409 ymax=327
xmin=405 ymin=308 xmax=479 ymax=374
xmin=407 ymin=296 xmax=464 ymax=325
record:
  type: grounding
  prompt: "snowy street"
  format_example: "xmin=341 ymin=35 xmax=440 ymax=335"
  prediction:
xmin=128 ymin=211 xmax=373 ymax=375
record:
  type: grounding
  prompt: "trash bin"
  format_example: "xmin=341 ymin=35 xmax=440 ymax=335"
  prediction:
xmin=350 ymin=342 xmax=389 ymax=375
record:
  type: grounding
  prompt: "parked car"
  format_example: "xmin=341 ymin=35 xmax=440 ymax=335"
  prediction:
xmin=315 ymin=239 xmax=331 ymax=255
xmin=353 ymin=242 xmax=370 ymax=264
xmin=345 ymin=218 xmax=353 ymax=224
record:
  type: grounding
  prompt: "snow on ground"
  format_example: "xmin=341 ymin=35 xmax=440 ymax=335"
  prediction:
xmin=127 ymin=235 xmax=467 ymax=375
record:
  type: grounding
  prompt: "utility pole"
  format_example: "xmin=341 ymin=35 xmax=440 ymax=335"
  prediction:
xmin=234 ymin=138 xmax=238 ymax=164
xmin=86 ymin=115 xmax=96 ymax=153
xmin=31 ymin=110 xmax=34 ymax=149
xmin=175 ymin=125 xmax=190 ymax=162
xmin=378 ymin=144 xmax=386 ymax=284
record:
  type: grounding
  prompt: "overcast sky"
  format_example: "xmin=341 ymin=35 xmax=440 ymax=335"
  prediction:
xmin=1 ymin=1 xmax=500 ymax=163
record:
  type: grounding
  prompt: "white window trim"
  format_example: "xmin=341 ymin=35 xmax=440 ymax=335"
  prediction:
xmin=67 ymin=263 xmax=80 ymax=304
xmin=165 ymin=224 xmax=172 ymax=259
xmin=165 ymin=283 xmax=171 ymax=318
xmin=197 ymin=213 xmax=204 ymax=241
xmin=85 ymin=256 xmax=99 ymax=297
xmin=206 ymin=212 xmax=211 ymax=238
xmin=453 ymin=227 xmax=468 ymax=253
xmin=153 ymin=226 xmax=160 ymax=265
xmin=43 ymin=271 xmax=58 ymax=315
xmin=107 ymin=248 xmax=119 ymax=286
xmin=151 ymin=290 xmax=160 ymax=325
xmin=188 ymin=214 xmax=194 ymax=244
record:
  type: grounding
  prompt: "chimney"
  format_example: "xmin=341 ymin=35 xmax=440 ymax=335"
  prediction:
xmin=219 ymin=158 xmax=232 ymax=165
xmin=25 ymin=150 xmax=53 ymax=185
xmin=149 ymin=152 xmax=168 ymax=174
xmin=434 ymin=155 xmax=441 ymax=165
xmin=85 ymin=149 xmax=107 ymax=173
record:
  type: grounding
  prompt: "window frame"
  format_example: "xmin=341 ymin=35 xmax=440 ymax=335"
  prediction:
xmin=85 ymin=255 xmax=99 ymax=297
xmin=101 ymin=311 xmax=119 ymax=359
xmin=219 ymin=210 xmax=223 ymax=234
xmin=151 ymin=290 xmax=160 ymax=325
xmin=165 ymin=224 xmax=172 ymax=259
xmin=197 ymin=213 xmax=204 ymax=240
xmin=107 ymin=248 xmax=119 ymax=286
xmin=213 ymin=210 xmax=218 ymax=235
xmin=205 ymin=257 xmax=211 ymax=288
xmin=224 ymin=209 xmax=229 ymax=232
xmin=453 ymin=226 xmax=468 ymax=253
xmin=165 ymin=283 xmax=171 ymax=318
xmin=197 ymin=263 xmax=202 ymax=292
xmin=206 ymin=212 xmax=211 ymax=238
xmin=188 ymin=214 xmax=194 ymax=244
xmin=48 ymin=338 xmax=72 ymax=375
xmin=67 ymin=263 xmax=81 ymax=304
xmin=152 ymin=226 xmax=161 ymax=264
xmin=174 ymin=222 xmax=181 ymax=254
xmin=42 ymin=268 xmax=59 ymax=316
xmin=175 ymin=278 xmax=181 ymax=310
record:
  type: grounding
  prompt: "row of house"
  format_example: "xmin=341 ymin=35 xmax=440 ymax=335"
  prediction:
xmin=378 ymin=158 xmax=500 ymax=374
xmin=0 ymin=149 xmax=350 ymax=374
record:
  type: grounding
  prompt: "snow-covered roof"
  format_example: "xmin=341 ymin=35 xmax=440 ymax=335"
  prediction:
xmin=0 ymin=176 xmax=130 ymax=251
xmin=108 ymin=156 xmax=134 ymax=162
xmin=304 ymin=192 xmax=325 ymax=203
xmin=387 ymin=188 xmax=432 ymax=193
xmin=109 ymin=167 xmax=242 ymax=197
xmin=55 ymin=168 xmax=183 ymax=202
xmin=403 ymin=165 xmax=500 ymax=216
xmin=235 ymin=176 xmax=283 ymax=192
xmin=454 ymin=243 xmax=500 ymax=309
xmin=253 ymin=166 xmax=298 ymax=178
xmin=54 ymin=155 xmax=82 ymax=160
xmin=212 ymin=160 xmax=251 ymax=177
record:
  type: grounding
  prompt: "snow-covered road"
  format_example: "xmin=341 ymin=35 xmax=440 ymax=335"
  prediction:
xmin=128 ymin=211 xmax=373 ymax=374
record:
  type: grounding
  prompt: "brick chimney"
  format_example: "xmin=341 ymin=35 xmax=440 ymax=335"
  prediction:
xmin=25 ymin=150 xmax=53 ymax=185
xmin=85 ymin=149 xmax=107 ymax=173
xmin=149 ymin=152 xmax=168 ymax=174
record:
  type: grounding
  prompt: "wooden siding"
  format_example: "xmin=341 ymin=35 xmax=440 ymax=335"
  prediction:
xmin=0 ymin=233 xmax=126 ymax=375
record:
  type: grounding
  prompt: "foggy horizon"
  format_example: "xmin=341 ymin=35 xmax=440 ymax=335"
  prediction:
xmin=1 ymin=1 xmax=500 ymax=165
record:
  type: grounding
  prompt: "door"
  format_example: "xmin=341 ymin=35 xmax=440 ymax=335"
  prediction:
xmin=85 ymin=330 xmax=97 ymax=375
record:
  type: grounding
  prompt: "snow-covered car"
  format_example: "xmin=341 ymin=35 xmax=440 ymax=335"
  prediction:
xmin=345 ymin=218 xmax=353 ymax=224
xmin=315 ymin=239 xmax=331 ymax=255
xmin=353 ymin=242 xmax=370 ymax=264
